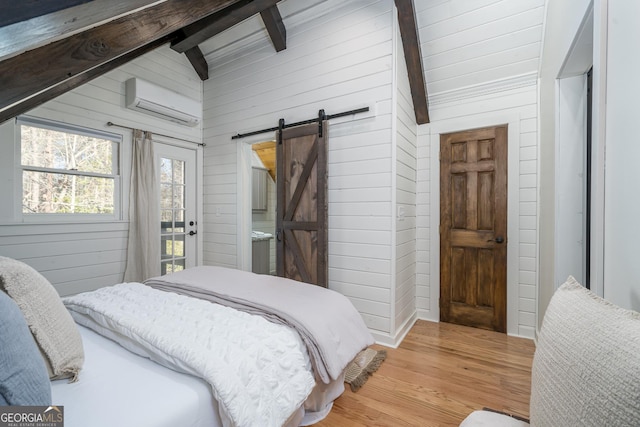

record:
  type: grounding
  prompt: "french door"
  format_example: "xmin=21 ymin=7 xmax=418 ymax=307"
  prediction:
xmin=155 ymin=143 xmax=197 ymax=275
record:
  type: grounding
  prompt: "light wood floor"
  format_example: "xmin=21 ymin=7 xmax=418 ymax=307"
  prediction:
xmin=316 ymin=320 xmax=536 ymax=426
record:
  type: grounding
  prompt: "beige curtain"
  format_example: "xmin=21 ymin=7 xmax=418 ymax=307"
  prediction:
xmin=124 ymin=130 xmax=160 ymax=282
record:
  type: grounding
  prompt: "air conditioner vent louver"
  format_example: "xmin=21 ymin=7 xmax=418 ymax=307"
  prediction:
xmin=125 ymin=78 xmax=201 ymax=127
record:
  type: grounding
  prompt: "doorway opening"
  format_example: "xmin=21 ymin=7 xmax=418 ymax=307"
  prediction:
xmin=250 ymin=140 xmax=276 ymax=275
xmin=239 ymin=120 xmax=329 ymax=287
xmin=555 ymin=4 xmax=594 ymax=290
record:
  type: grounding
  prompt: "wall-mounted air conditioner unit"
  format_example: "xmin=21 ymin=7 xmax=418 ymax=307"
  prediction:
xmin=125 ymin=78 xmax=201 ymax=127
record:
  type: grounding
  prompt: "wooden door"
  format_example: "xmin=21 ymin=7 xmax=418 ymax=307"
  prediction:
xmin=276 ymin=121 xmax=328 ymax=287
xmin=440 ymin=125 xmax=507 ymax=332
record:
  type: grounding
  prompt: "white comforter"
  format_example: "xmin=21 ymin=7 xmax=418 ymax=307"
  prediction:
xmin=63 ymin=283 xmax=315 ymax=427
xmin=145 ymin=266 xmax=375 ymax=384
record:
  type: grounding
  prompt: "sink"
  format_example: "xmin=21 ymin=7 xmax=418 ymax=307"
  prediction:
xmin=251 ymin=231 xmax=273 ymax=241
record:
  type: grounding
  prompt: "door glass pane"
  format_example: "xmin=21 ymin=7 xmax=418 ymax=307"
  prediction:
xmin=174 ymin=160 xmax=184 ymax=184
xmin=161 ymin=259 xmax=185 ymax=275
xmin=174 ymin=209 xmax=185 ymax=233
xmin=173 ymin=259 xmax=185 ymax=271
xmin=173 ymin=235 xmax=185 ymax=257
xmin=160 ymin=159 xmax=172 ymax=183
xmin=173 ymin=185 xmax=185 ymax=209
xmin=160 ymin=184 xmax=172 ymax=209
xmin=163 ymin=239 xmax=174 ymax=257
xmin=161 ymin=210 xmax=173 ymax=233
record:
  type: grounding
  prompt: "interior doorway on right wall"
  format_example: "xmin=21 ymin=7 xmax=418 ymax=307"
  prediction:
xmin=555 ymin=4 xmax=594 ymax=291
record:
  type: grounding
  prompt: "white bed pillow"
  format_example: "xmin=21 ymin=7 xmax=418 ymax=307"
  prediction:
xmin=0 ymin=256 xmax=84 ymax=381
xmin=530 ymin=276 xmax=640 ymax=426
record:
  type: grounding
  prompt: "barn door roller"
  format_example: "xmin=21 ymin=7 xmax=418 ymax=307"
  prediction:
xmin=277 ymin=118 xmax=285 ymax=145
xmin=318 ymin=109 xmax=326 ymax=137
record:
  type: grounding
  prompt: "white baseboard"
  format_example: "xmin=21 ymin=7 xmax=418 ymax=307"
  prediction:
xmin=371 ymin=311 xmax=418 ymax=348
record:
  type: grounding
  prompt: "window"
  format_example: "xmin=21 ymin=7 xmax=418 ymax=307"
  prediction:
xmin=18 ymin=117 xmax=121 ymax=219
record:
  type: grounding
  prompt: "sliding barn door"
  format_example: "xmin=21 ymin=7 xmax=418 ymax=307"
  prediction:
xmin=440 ymin=125 xmax=508 ymax=332
xmin=276 ymin=121 xmax=328 ymax=287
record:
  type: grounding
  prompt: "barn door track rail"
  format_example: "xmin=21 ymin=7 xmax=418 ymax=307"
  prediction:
xmin=231 ymin=106 xmax=369 ymax=141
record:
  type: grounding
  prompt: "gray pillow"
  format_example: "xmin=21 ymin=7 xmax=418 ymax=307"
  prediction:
xmin=530 ymin=276 xmax=640 ymax=426
xmin=0 ymin=290 xmax=51 ymax=405
xmin=0 ymin=256 xmax=84 ymax=381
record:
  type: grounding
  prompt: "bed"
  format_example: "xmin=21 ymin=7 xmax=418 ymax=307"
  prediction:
xmin=0 ymin=259 xmax=372 ymax=427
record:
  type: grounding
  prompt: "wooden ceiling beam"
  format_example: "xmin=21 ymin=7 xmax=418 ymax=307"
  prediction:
xmin=0 ymin=36 xmax=174 ymax=125
xmin=260 ymin=5 xmax=286 ymax=52
xmin=184 ymin=46 xmax=209 ymax=80
xmin=395 ymin=0 xmax=430 ymax=124
xmin=1 ymin=0 xmax=167 ymax=63
xmin=1 ymin=0 xmax=94 ymax=28
xmin=170 ymin=0 xmax=281 ymax=54
xmin=0 ymin=0 xmax=241 ymax=116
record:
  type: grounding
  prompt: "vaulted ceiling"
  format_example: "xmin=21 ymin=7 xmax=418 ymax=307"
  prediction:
xmin=0 ymin=1 xmax=545 ymax=127
xmin=0 ymin=0 xmax=429 ymax=125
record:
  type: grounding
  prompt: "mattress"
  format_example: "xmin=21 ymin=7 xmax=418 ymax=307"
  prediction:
xmin=51 ymin=325 xmax=222 ymax=427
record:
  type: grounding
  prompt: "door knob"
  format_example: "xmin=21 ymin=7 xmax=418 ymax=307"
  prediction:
xmin=487 ymin=236 xmax=504 ymax=244
xmin=189 ymin=230 xmax=197 ymax=236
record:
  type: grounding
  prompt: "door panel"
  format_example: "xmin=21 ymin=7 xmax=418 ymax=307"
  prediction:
xmin=276 ymin=121 xmax=328 ymax=287
xmin=155 ymin=143 xmax=197 ymax=276
xmin=440 ymin=125 xmax=507 ymax=332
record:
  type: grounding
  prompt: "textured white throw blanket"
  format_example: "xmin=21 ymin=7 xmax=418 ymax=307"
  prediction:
xmin=145 ymin=266 xmax=375 ymax=384
xmin=64 ymin=283 xmax=315 ymax=427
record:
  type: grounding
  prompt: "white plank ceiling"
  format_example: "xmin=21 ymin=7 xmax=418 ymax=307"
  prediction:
xmin=199 ymin=0 xmax=545 ymax=96
xmin=1 ymin=0 xmax=546 ymax=99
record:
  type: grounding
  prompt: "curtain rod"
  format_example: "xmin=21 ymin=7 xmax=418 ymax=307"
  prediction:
xmin=231 ymin=107 xmax=370 ymax=140
xmin=106 ymin=121 xmax=206 ymax=147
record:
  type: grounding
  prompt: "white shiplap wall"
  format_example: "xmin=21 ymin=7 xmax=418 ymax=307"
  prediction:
xmin=202 ymin=0 xmax=541 ymax=341
xmin=0 ymin=45 xmax=202 ymax=296
xmin=202 ymin=0 xmax=397 ymax=338
xmin=394 ymin=18 xmax=418 ymax=339
xmin=414 ymin=0 xmax=543 ymax=338
xmin=416 ymin=0 xmax=545 ymax=95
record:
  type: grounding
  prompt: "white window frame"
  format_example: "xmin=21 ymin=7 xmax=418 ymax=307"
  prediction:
xmin=15 ymin=116 xmax=122 ymax=223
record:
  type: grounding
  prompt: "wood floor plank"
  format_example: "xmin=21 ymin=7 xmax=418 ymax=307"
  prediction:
xmin=316 ymin=320 xmax=535 ymax=426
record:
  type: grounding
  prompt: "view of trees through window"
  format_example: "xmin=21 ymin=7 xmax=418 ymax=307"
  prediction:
xmin=21 ymin=124 xmax=117 ymax=214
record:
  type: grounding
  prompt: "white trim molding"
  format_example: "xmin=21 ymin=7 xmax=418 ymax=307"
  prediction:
xmin=429 ymin=72 xmax=538 ymax=107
